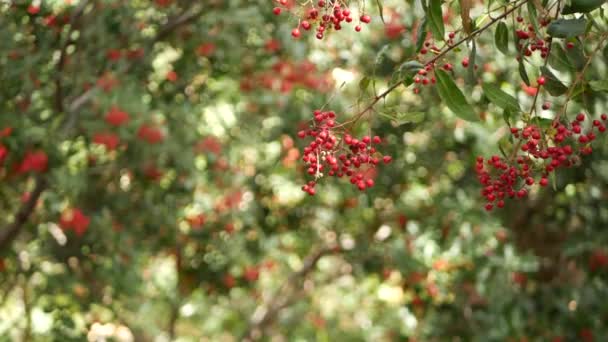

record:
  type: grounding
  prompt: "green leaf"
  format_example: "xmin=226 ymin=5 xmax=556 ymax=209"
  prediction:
xmin=562 ymin=0 xmax=606 ymax=14
xmin=518 ymin=59 xmax=530 ymax=86
xmin=428 ymin=0 xmax=445 ymax=41
xmin=495 ymin=21 xmax=509 ymax=55
xmin=589 ymin=80 xmax=608 ymax=91
xmin=481 ymin=83 xmax=521 ymax=112
xmin=376 ymin=0 xmax=386 ymax=24
xmin=359 ymin=77 xmax=371 ymax=91
xmin=527 ymin=1 xmax=541 ymax=35
xmin=566 ymin=41 xmax=586 ymax=70
xmin=379 ymin=110 xmax=425 ymax=125
xmin=434 ymin=69 xmax=478 ymax=121
xmin=548 ymin=43 xmax=574 ymax=72
xmin=416 ymin=18 xmax=428 ymax=52
xmin=547 ymin=18 xmax=587 ymax=38
xmin=540 ymin=66 xmax=568 ymax=96
xmin=399 ymin=61 xmax=424 ymax=86
xmin=466 ymin=40 xmax=477 ymax=85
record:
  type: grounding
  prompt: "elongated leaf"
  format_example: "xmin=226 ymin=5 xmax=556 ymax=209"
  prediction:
xmin=589 ymin=80 xmax=608 ymax=92
xmin=482 ymin=83 xmax=521 ymax=111
xmin=359 ymin=76 xmax=371 ymax=91
xmin=428 ymin=0 xmax=445 ymax=41
xmin=416 ymin=18 xmax=428 ymax=52
xmin=466 ymin=40 xmax=477 ymax=85
xmin=527 ymin=1 xmax=541 ymax=35
xmin=547 ymin=18 xmax=587 ymax=38
xmin=562 ymin=0 xmax=605 ymax=14
xmin=434 ymin=69 xmax=478 ymax=121
xmin=495 ymin=21 xmax=509 ymax=55
xmin=376 ymin=0 xmax=386 ymax=24
xmin=519 ymin=59 xmax=530 ymax=85
xmin=540 ymin=66 xmax=568 ymax=96
xmin=548 ymin=43 xmax=574 ymax=72
xmin=379 ymin=110 xmax=425 ymax=125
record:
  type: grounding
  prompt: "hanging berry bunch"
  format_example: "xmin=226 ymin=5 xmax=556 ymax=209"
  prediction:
xmin=273 ymin=0 xmax=373 ymax=40
xmin=476 ymin=113 xmax=607 ymax=211
xmin=297 ymin=109 xmax=392 ymax=195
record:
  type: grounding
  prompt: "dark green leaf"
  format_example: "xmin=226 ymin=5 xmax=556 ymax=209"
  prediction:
xmin=482 ymin=83 xmax=521 ymax=111
xmin=416 ymin=18 xmax=428 ymax=52
xmin=495 ymin=21 xmax=509 ymax=55
xmin=466 ymin=40 xmax=477 ymax=85
xmin=540 ymin=66 xmax=568 ymax=96
xmin=428 ymin=0 xmax=445 ymax=41
xmin=547 ymin=18 xmax=587 ymax=38
xmin=379 ymin=110 xmax=426 ymax=125
xmin=359 ymin=76 xmax=371 ymax=91
xmin=527 ymin=1 xmax=541 ymax=35
xmin=548 ymin=43 xmax=574 ymax=72
xmin=434 ymin=69 xmax=478 ymax=121
xmin=589 ymin=80 xmax=608 ymax=91
xmin=376 ymin=0 xmax=386 ymax=24
xmin=519 ymin=59 xmax=530 ymax=86
xmin=566 ymin=41 xmax=586 ymax=70
xmin=562 ymin=0 xmax=606 ymax=14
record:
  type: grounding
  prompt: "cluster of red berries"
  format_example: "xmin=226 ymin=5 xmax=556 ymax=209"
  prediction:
xmin=59 ymin=208 xmax=91 ymax=236
xmin=513 ymin=16 xmax=552 ymax=59
xmin=476 ymin=113 xmax=607 ymax=211
xmin=273 ymin=0 xmax=372 ymax=40
xmin=240 ymin=60 xmax=332 ymax=94
xmin=297 ymin=109 xmax=392 ymax=195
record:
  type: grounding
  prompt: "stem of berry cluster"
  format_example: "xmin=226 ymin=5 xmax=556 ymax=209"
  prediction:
xmin=339 ymin=0 xmax=530 ymax=129
xmin=556 ymin=32 xmax=608 ymax=122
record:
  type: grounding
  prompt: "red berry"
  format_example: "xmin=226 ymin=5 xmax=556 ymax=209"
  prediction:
xmin=291 ymin=28 xmax=301 ymax=38
xmin=576 ymin=113 xmax=585 ymax=121
xmin=539 ymin=178 xmax=548 ymax=187
xmin=383 ymin=156 xmax=392 ymax=164
xmin=360 ymin=15 xmax=371 ymax=23
xmin=537 ymin=76 xmax=546 ymax=86
xmin=355 ymin=25 xmax=362 ymax=32
xmin=301 ymin=20 xmax=311 ymax=30
xmin=273 ymin=7 xmax=281 ymax=15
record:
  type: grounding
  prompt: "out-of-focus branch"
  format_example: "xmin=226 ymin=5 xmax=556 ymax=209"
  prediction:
xmin=155 ymin=4 xmax=205 ymax=41
xmin=241 ymin=246 xmax=336 ymax=341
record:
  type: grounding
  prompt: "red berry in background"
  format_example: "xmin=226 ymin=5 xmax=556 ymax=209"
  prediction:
xmin=601 ymin=113 xmax=607 ymax=121
xmin=27 ymin=5 xmax=40 ymax=15
xmin=576 ymin=113 xmax=585 ymax=121
xmin=196 ymin=43 xmax=216 ymax=56
xmin=166 ymin=70 xmax=178 ymax=82
xmin=104 ymin=106 xmax=130 ymax=126
xmin=93 ymin=132 xmax=120 ymax=151
xmin=542 ymin=102 xmax=550 ymax=110
xmin=589 ymin=250 xmax=608 ymax=272
xmin=355 ymin=25 xmax=362 ymax=32
xmin=138 ymin=124 xmax=165 ymax=144
xmin=566 ymin=41 xmax=575 ymax=49
xmin=383 ymin=156 xmax=392 ymax=164
xmin=273 ymin=7 xmax=281 ymax=15
xmin=0 ymin=144 xmax=8 ymax=165
xmin=16 ymin=150 xmax=48 ymax=174
xmin=301 ymin=20 xmax=311 ymax=30
xmin=59 ymin=208 xmax=91 ymax=236
xmin=244 ymin=266 xmax=259 ymax=282
xmin=106 ymin=49 xmax=122 ymax=61
xmin=291 ymin=28 xmax=301 ymax=38
xmin=360 ymin=15 xmax=371 ymax=23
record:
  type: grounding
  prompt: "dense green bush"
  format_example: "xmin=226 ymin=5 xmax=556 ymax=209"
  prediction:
xmin=1 ymin=0 xmax=608 ymax=340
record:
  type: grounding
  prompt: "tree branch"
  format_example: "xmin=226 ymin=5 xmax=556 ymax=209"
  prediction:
xmin=155 ymin=4 xmax=205 ymax=41
xmin=241 ymin=246 xmax=336 ymax=341
xmin=0 ymin=175 xmax=47 ymax=252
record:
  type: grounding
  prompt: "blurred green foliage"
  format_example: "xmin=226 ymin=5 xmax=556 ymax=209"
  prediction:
xmin=1 ymin=0 xmax=608 ymax=341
